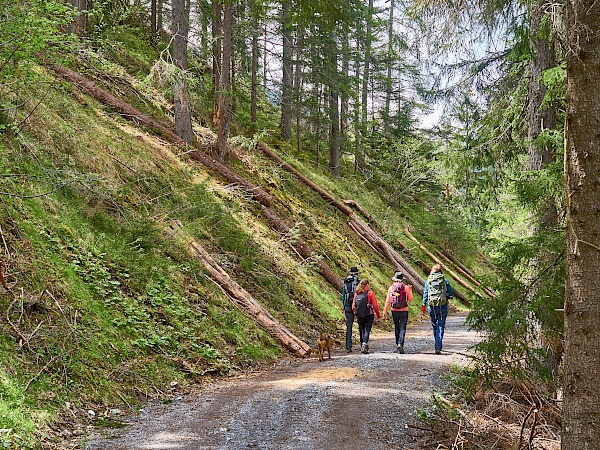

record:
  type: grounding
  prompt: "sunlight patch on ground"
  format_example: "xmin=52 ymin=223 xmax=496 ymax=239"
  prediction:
xmin=267 ymin=367 xmax=360 ymax=389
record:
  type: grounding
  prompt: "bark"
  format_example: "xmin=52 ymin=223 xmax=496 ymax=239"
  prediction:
xmin=172 ymin=0 xmax=194 ymax=143
xmin=384 ymin=0 xmax=395 ymax=138
xmin=49 ymin=65 xmax=274 ymax=207
xmin=261 ymin=207 xmax=343 ymax=292
xmin=361 ymin=0 xmax=373 ymax=124
xmin=294 ymin=29 xmax=303 ymax=153
xmin=342 ymin=199 xmax=377 ymax=225
xmin=69 ymin=0 xmax=87 ymax=36
xmin=251 ymin=29 xmax=258 ymax=123
xmin=151 ymin=0 xmax=158 ymax=44
xmin=280 ymin=0 xmax=293 ymax=141
xmin=528 ymin=0 xmax=557 ymax=226
xmin=328 ymin=32 xmax=340 ymax=176
xmin=340 ymin=40 xmax=349 ymax=156
xmin=562 ymin=1 xmax=600 ymax=447
xmin=212 ymin=1 xmax=222 ymax=127
xmin=168 ymin=221 xmax=311 ymax=358
xmin=217 ymin=2 xmax=233 ymax=160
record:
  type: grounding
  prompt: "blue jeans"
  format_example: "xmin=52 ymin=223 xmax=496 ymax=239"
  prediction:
xmin=429 ymin=304 xmax=448 ymax=351
xmin=345 ymin=311 xmax=355 ymax=350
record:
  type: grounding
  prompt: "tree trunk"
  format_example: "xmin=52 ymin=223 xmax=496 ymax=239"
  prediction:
xmin=280 ymin=0 xmax=293 ymax=141
xmin=251 ymin=29 xmax=259 ymax=123
xmin=168 ymin=221 xmax=311 ymax=358
xmin=294 ymin=28 xmax=303 ymax=153
xmin=361 ymin=0 xmax=373 ymax=125
xmin=328 ymin=33 xmax=340 ymax=176
xmin=69 ymin=0 xmax=88 ymax=36
xmin=172 ymin=0 xmax=194 ymax=144
xmin=528 ymin=0 xmax=557 ymax=225
xmin=217 ymin=1 xmax=233 ymax=161
xmin=151 ymin=0 xmax=158 ymax=44
xmin=340 ymin=40 xmax=349 ymax=157
xmin=212 ymin=1 xmax=222 ymax=127
xmin=384 ymin=0 xmax=395 ymax=138
xmin=562 ymin=1 xmax=600 ymax=448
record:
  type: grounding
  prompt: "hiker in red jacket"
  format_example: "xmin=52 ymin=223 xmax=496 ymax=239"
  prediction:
xmin=352 ymin=279 xmax=380 ymax=354
xmin=383 ymin=271 xmax=413 ymax=354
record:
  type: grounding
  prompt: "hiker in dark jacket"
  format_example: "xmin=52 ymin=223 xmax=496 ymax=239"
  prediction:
xmin=421 ymin=264 xmax=453 ymax=354
xmin=352 ymin=279 xmax=380 ymax=354
xmin=341 ymin=266 xmax=360 ymax=353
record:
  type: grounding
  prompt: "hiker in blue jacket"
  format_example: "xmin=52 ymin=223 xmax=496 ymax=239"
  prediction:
xmin=421 ymin=264 xmax=453 ymax=355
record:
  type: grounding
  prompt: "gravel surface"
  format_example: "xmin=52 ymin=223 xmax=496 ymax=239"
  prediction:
xmin=85 ymin=312 xmax=479 ymax=450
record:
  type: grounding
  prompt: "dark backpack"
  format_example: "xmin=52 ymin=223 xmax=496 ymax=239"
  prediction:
xmin=390 ymin=282 xmax=407 ymax=309
xmin=342 ymin=275 xmax=359 ymax=312
xmin=354 ymin=290 xmax=372 ymax=319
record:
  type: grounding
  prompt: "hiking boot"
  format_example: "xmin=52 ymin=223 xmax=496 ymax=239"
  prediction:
xmin=435 ymin=349 xmax=441 ymax=355
xmin=346 ymin=348 xmax=352 ymax=353
xmin=364 ymin=343 xmax=369 ymax=354
xmin=397 ymin=345 xmax=404 ymax=354
xmin=360 ymin=343 xmax=366 ymax=354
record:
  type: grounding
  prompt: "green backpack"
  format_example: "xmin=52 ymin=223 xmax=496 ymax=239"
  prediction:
xmin=427 ymin=273 xmax=448 ymax=307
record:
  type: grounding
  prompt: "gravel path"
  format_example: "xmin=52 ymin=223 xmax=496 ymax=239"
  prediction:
xmin=85 ymin=312 xmax=479 ymax=450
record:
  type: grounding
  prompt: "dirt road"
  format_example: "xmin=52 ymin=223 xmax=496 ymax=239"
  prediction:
xmin=85 ymin=312 xmax=478 ymax=450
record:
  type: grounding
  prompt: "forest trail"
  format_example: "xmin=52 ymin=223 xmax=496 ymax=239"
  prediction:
xmin=85 ymin=312 xmax=479 ymax=450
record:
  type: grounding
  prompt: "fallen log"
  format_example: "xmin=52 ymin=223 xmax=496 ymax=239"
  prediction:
xmin=256 ymin=142 xmax=354 ymax=216
xmin=404 ymin=229 xmax=482 ymax=299
xmin=396 ymin=240 xmax=432 ymax=276
xmin=49 ymin=65 xmax=274 ymax=207
xmin=257 ymin=142 xmax=474 ymax=304
xmin=261 ymin=206 xmax=343 ymax=292
xmin=342 ymin=199 xmax=378 ymax=225
xmin=436 ymin=250 xmax=499 ymax=299
xmin=168 ymin=220 xmax=311 ymax=358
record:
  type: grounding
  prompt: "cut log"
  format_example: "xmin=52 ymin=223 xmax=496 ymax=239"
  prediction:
xmin=168 ymin=220 xmax=311 ymax=358
xmin=49 ymin=65 xmax=274 ymax=207
xmin=261 ymin=206 xmax=343 ymax=292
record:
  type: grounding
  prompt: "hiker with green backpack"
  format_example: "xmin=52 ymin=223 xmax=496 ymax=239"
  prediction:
xmin=421 ymin=264 xmax=454 ymax=355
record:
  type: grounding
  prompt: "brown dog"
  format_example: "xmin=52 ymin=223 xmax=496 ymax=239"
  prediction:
xmin=316 ymin=333 xmax=331 ymax=362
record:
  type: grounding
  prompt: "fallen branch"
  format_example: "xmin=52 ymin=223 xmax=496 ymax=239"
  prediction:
xmin=167 ymin=220 xmax=311 ymax=358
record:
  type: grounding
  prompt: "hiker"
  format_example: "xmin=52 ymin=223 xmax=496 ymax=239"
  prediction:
xmin=341 ymin=266 xmax=360 ymax=352
xmin=352 ymin=279 xmax=380 ymax=354
xmin=382 ymin=271 xmax=413 ymax=354
xmin=421 ymin=264 xmax=453 ymax=355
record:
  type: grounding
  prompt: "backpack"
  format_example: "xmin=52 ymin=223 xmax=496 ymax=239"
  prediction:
xmin=427 ymin=273 xmax=448 ymax=307
xmin=390 ymin=282 xmax=407 ymax=309
xmin=354 ymin=290 xmax=372 ymax=319
xmin=342 ymin=275 xmax=359 ymax=312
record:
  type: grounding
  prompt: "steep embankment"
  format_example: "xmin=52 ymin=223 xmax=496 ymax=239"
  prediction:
xmin=0 ymin=41 xmax=492 ymax=449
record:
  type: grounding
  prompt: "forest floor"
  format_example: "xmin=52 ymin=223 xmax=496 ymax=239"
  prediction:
xmin=81 ymin=312 xmax=479 ymax=450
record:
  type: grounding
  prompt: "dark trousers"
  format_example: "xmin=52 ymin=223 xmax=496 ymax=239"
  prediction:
xmin=392 ymin=310 xmax=408 ymax=347
xmin=345 ymin=311 xmax=354 ymax=350
xmin=357 ymin=315 xmax=375 ymax=345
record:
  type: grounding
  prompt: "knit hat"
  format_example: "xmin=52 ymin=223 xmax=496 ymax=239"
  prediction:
xmin=391 ymin=271 xmax=404 ymax=282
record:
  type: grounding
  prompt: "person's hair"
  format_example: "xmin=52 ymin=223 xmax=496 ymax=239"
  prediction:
xmin=430 ymin=264 xmax=443 ymax=275
xmin=355 ymin=279 xmax=370 ymax=294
